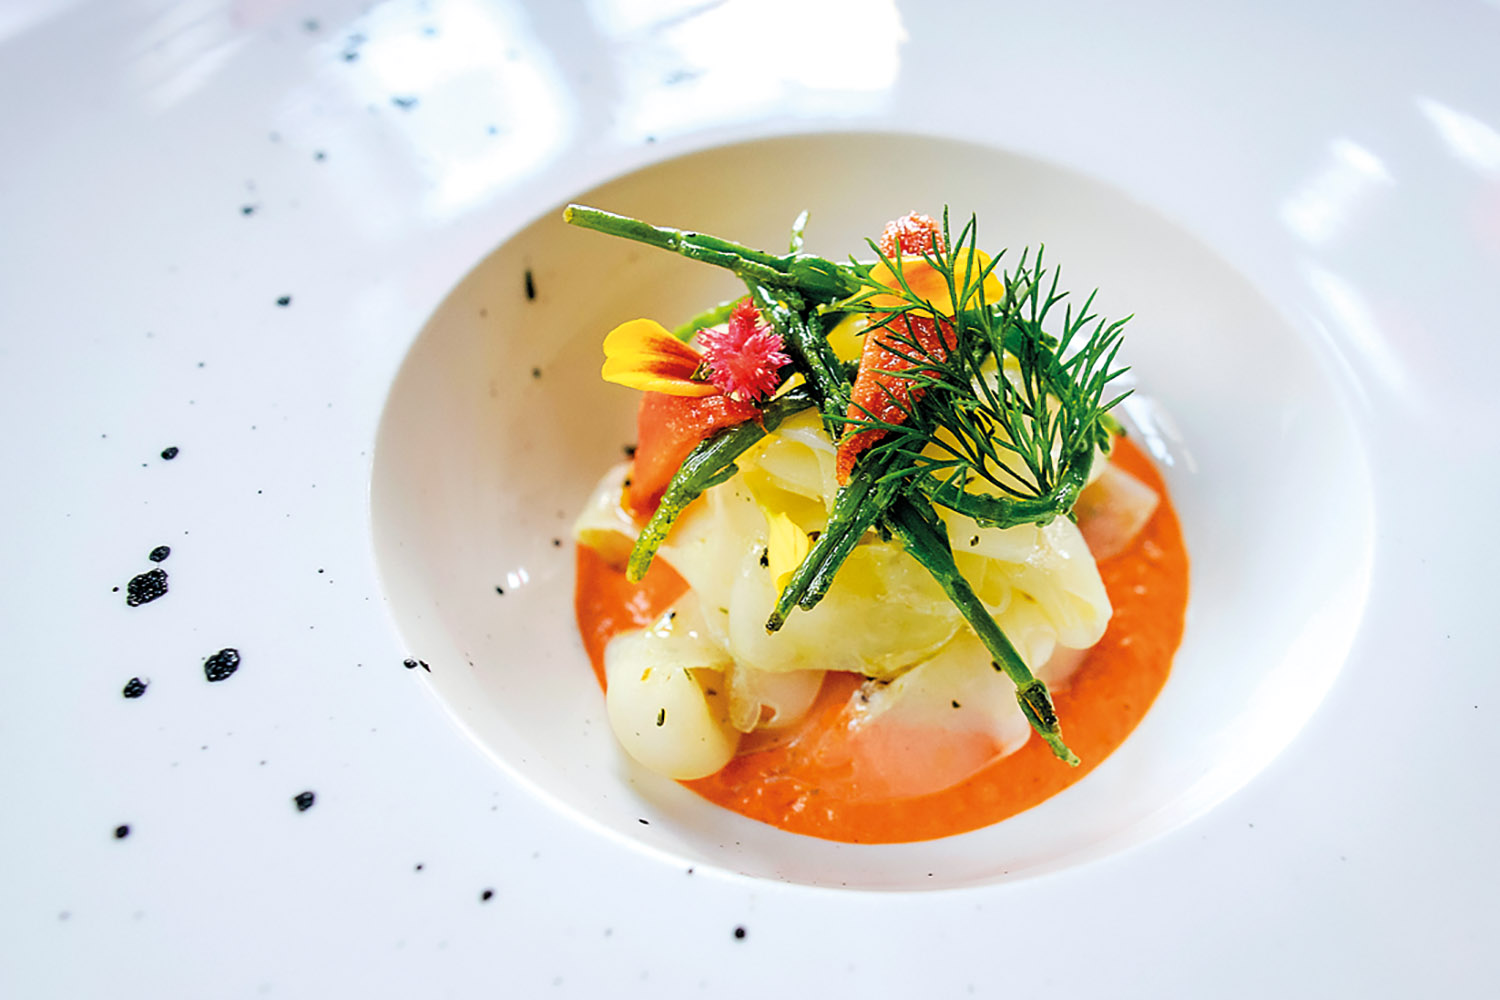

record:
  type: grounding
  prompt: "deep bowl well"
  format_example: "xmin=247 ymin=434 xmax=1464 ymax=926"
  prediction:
xmin=370 ymin=133 xmax=1373 ymax=890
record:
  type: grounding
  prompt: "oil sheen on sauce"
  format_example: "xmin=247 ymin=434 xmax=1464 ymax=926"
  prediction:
xmin=574 ymin=436 xmax=1189 ymax=843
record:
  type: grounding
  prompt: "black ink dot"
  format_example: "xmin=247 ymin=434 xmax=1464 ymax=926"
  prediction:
xmin=276 ymin=295 xmax=292 ymax=307
xmin=623 ymin=444 xmax=637 ymax=459
xmin=494 ymin=586 xmax=505 ymax=595
xmin=203 ymin=648 xmax=240 ymax=682
xmin=293 ymin=791 xmax=315 ymax=812
xmin=952 ymin=700 xmax=961 ymax=709
xmin=114 ymin=824 xmax=130 ymax=839
xmin=125 ymin=569 xmax=168 ymax=607
xmin=551 ymin=538 xmax=562 ymax=548
xmin=391 ymin=95 xmax=418 ymax=110
xmin=759 ymin=549 xmax=769 ymax=568
xmin=241 ymin=204 xmax=256 ymax=216
xmin=160 ymin=446 xmax=179 ymax=460
xmin=313 ymin=150 xmax=327 ymax=162
xmin=415 ymin=863 xmax=424 ymax=872
xmin=733 ymin=926 xmax=747 ymax=940
xmin=524 ymin=269 xmax=536 ymax=300
xmin=148 ymin=545 xmax=171 ymax=563
xmin=122 ymin=677 xmax=148 ymax=699
xmin=480 ymin=889 xmax=494 ymax=902
xmin=638 ymin=818 xmax=649 ymax=825
xmin=531 ymin=367 xmax=542 ymax=379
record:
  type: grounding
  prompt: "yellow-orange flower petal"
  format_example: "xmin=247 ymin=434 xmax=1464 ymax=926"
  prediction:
xmin=765 ymin=510 xmax=811 ymax=595
xmin=864 ymin=249 xmax=1005 ymax=316
xmin=601 ymin=318 xmax=718 ymax=397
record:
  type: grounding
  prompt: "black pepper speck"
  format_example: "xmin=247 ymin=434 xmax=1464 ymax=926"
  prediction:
xmin=203 ymin=648 xmax=240 ymax=682
xmin=122 ymin=677 xmax=148 ymax=699
xmin=524 ymin=269 xmax=536 ymax=300
xmin=293 ymin=791 xmax=315 ymax=812
xmin=148 ymin=545 xmax=171 ymax=563
xmin=403 ymin=657 xmax=430 ymax=672
xmin=480 ymin=889 xmax=494 ymax=902
xmin=114 ymin=825 xmax=130 ymax=839
xmin=125 ymin=569 xmax=168 ymax=607
xmin=160 ymin=446 xmax=179 ymax=460
xmin=733 ymin=926 xmax=747 ymax=940
xmin=531 ymin=367 xmax=542 ymax=379
xmin=276 ymin=295 xmax=292 ymax=307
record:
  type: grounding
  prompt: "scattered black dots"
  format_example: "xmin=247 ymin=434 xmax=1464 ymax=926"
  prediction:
xmin=391 ymin=95 xmax=419 ymax=110
xmin=969 ymin=535 xmax=980 ymax=546
xmin=160 ymin=446 xmax=179 ymax=460
xmin=148 ymin=545 xmax=171 ymax=563
xmin=122 ymin=677 xmax=148 ymax=699
xmin=317 ymin=568 xmax=324 ymax=574
xmin=524 ymin=269 xmax=536 ymax=300
xmin=125 ymin=569 xmax=168 ymax=607
xmin=551 ymin=538 xmax=562 ymax=548
xmin=276 ymin=295 xmax=292 ymax=307
xmin=733 ymin=926 xmax=747 ymax=940
xmin=114 ymin=825 xmax=130 ymax=839
xmin=479 ymin=889 xmax=494 ymax=902
xmin=414 ymin=863 xmax=424 ymax=872
xmin=293 ymin=791 xmax=316 ymax=812
xmin=203 ymin=648 xmax=240 ymax=682
xmin=241 ymin=204 xmax=256 ymax=216
xmin=402 ymin=658 xmax=431 ymax=672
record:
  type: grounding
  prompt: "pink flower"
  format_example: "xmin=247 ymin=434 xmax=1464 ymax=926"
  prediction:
xmin=697 ymin=300 xmax=791 ymax=402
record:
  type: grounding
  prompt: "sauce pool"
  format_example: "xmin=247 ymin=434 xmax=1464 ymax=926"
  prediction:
xmin=574 ymin=436 xmax=1189 ymax=843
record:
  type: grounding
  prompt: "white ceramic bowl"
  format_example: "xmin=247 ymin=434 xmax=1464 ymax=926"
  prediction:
xmin=372 ymin=132 xmax=1373 ymax=888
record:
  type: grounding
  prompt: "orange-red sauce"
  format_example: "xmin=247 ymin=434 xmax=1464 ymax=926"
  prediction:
xmin=574 ymin=436 xmax=1188 ymax=843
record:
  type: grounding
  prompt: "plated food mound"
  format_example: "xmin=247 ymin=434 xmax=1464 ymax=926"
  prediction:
xmin=567 ymin=205 xmax=1188 ymax=843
